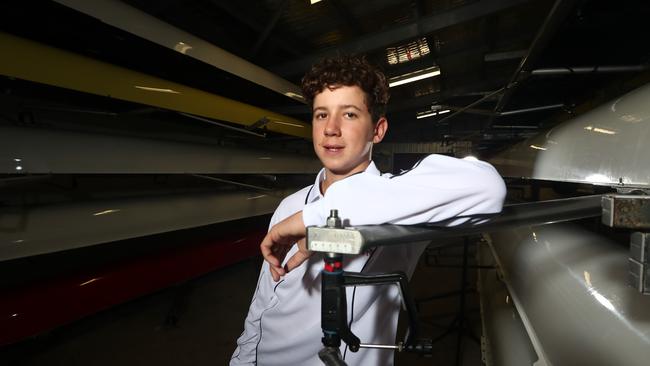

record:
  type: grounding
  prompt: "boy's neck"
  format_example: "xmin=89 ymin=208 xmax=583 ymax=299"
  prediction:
xmin=320 ymin=160 xmax=372 ymax=195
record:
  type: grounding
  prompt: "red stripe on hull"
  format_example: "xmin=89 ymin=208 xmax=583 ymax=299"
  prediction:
xmin=0 ymin=229 xmax=265 ymax=346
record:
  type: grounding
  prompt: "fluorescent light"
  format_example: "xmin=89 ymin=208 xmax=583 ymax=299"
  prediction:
xmin=416 ymin=112 xmax=436 ymax=119
xmin=389 ymin=66 xmax=441 ymax=87
xmin=584 ymin=125 xmax=616 ymax=135
xmin=135 ymin=86 xmax=180 ymax=94
xmin=416 ymin=108 xmax=450 ymax=119
xmin=270 ymin=120 xmax=305 ymax=128
xmin=593 ymin=127 xmax=616 ymax=135
xmin=80 ymin=278 xmax=101 ymax=287
xmin=247 ymin=195 xmax=267 ymax=200
xmin=284 ymin=91 xmax=306 ymax=102
xmin=310 ymin=0 xmax=322 ymax=4
xmin=529 ymin=144 xmax=547 ymax=151
xmin=93 ymin=209 xmax=121 ymax=216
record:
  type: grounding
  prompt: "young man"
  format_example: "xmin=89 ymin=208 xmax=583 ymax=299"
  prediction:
xmin=231 ymin=56 xmax=505 ymax=365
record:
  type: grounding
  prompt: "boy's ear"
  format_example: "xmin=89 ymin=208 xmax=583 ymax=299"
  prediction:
xmin=373 ymin=117 xmax=388 ymax=143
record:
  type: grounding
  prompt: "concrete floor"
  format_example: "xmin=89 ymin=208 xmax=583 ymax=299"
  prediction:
xmin=1 ymin=238 xmax=483 ymax=366
xmin=396 ymin=240 xmax=483 ymax=366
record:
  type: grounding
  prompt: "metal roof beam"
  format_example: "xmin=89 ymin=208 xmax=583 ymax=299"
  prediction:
xmin=271 ymin=0 xmax=533 ymax=77
xmin=387 ymin=79 xmax=504 ymax=113
xmin=250 ymin=0 xmax=288 ymax=57
xmin=491 ymin=0 xmax=580 ymax=117
xmin=484 ymin=50 xmax=527 ymax=62
xmin=530 ymin=65 xmax=649 ymax=75
xmin=438 ymin=103 xmax=565 ymax=117
xmin=328 ymin=0 xmax=364 ymax=36
xmin=211 ymin=0 xmax=302 ymax=58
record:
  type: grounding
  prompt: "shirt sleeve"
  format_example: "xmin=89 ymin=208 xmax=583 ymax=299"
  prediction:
xmin=301 ymin=154 xmax=506 ymax=227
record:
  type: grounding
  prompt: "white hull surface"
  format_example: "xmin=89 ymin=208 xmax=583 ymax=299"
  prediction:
xmin=0 ymin=190 xmax=291 ymax=262
xmin=491 ymin=82 xmax=650 ymax=188
xmin=1 ymin=125 xmax=319 ymax=174
xmin=480 ymin=224 xmax=650 ymax=366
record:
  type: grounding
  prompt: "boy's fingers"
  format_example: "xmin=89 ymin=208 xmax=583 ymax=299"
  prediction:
xmin=269 ymin=265 xmax=286 ymax=282
xmin=285 ymin=250 xmax=312 ymax=273
xmin=260 ymin=237 xmax=280 ymax=267
xmin=269 ymin=266 xmax=279 ymax=282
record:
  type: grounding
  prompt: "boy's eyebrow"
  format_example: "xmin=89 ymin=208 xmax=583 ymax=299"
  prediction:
xmin=341 ymin=104 xmax=363 ymax=111
xmin=312 ymin=104 xmax=363 ymax=112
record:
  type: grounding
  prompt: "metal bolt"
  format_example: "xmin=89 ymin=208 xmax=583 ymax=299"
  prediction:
xmin=326 ymin=209 xmax=342 ymax=228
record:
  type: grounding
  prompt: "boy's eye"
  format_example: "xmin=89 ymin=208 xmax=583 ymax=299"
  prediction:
xmin=344 ymin=112 xmax=357 ymax=118
xmin=315 ymin=113 xmax=327 ymax=119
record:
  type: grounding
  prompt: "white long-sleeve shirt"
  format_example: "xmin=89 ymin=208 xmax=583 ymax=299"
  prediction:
xmin=231 ymin=154 xmax=506 ymax=365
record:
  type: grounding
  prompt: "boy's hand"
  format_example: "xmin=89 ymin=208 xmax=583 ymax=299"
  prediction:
xmin=260 ymin=211 xmax=312 ymax=281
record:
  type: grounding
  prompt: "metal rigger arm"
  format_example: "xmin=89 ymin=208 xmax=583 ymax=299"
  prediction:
xmin=306 ymin=195 xmax=606 ymax=365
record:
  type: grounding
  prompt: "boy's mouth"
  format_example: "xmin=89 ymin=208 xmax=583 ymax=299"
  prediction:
xmin=323 ymin=144 xmax=344 ymax=153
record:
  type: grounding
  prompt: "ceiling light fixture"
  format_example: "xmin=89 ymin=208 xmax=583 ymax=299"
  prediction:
xmin=389 ymin=66 xmax=441 ymax=88
xmin=386 ymin=38 xmax=430 ymax=65
xmin=310 ymin=0 xmax=322 ymax=4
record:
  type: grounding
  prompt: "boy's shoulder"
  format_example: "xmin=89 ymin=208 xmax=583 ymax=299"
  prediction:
xmin=269 ymin=184 xmax=315 ymax=227
xmin=278 ymin=184 xmax=314 ymax=210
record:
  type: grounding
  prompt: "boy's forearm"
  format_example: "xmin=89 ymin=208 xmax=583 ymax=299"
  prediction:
xmin=302 ymin=155 xmax=506 ymax=227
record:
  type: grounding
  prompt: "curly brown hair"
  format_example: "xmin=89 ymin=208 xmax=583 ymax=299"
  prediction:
xmin=301 ymin=56 xmax=390 ymax=123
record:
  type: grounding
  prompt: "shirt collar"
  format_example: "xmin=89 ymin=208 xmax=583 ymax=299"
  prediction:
xmin=307 ymin=161 xmax=380 ymax=203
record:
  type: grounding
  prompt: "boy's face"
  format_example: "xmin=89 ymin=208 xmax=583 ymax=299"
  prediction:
xmin=311 ymin=85 xmax=387 ymax=179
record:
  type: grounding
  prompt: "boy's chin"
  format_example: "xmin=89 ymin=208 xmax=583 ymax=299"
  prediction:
xmin=324 ymin=163 xmax=366 ymax=177
xmin=322 ymin=163 xmax=349 ymax=174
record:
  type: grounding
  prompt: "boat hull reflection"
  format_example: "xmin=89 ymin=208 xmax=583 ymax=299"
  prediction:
xmin=480 ymin=223 xmax=650 ymax=365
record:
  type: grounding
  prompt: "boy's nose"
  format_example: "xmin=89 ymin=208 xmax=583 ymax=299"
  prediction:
xmin=324 ymin=117 xmax=341 ymax=136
